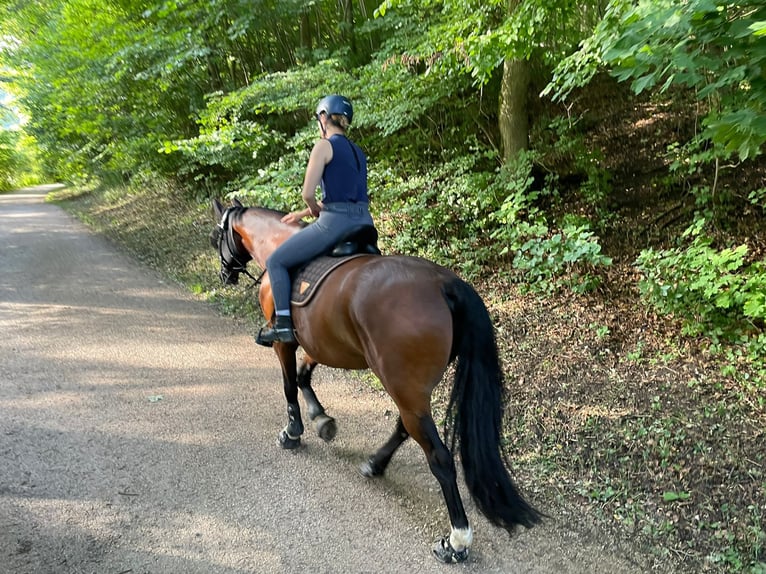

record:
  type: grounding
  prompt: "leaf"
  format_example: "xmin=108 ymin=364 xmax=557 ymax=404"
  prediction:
xmin=631 ymin=72 xmax=656 ymax=94
xmin=744 ymin=294 xmax=766 ymax=319
xmin=663 ymin=491 xmax=691 ymax=502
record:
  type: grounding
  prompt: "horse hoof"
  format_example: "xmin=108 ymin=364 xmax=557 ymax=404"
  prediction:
xmin=314 ymin=414 xmax=337 ymax=442
xmin=359 ymin=461 xmax=375 ymax=478
xmin=358 ymin=459 xmax=383 ymax=478
xmin=278 ymin=430 xmax=301 ymax=450
xmin=432 ymin=537 xmax=469 ymax=564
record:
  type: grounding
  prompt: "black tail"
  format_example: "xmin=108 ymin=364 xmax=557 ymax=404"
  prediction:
xmin=442 ymin=277 xmax=543 ymax=531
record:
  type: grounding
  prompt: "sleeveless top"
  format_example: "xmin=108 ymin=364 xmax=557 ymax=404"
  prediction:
xmin=320 ymin=134 xmax=368 ymax=204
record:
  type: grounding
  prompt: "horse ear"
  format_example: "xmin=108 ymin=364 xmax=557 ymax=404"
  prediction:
xmin=232 ymin=197 xmax=244 ymax=208
xmin=212 ymin=198 xmax=224 ymax=220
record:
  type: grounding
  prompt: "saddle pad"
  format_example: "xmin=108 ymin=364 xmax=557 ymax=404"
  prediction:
xmin=290 ymin=254 xmax=369 ymax=307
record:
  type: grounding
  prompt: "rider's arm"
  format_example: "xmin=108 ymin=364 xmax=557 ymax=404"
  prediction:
xmin=301 ymin=139 xmax=332 ymax=217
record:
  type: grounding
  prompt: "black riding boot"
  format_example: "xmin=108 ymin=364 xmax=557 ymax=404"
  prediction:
xmin=257 ymin=315 xmax=297 ymax=345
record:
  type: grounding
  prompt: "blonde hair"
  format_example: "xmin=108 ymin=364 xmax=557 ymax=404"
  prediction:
xmin=328 ymin=114 xmax=350 ymax=130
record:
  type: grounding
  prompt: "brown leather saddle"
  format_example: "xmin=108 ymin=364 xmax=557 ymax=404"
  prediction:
xmin=290 ymin=225 xmax=380 ymax=307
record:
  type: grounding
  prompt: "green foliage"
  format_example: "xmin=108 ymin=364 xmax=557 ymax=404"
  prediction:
xmin=376 ymin=0 xmax=602 ymax=85
xmin=159 ymin=118 xmax=286 ymax=198
xmin=547 ymin=0 xmax=766 ymax=163
xmin=0 ymin=129 xmax=19 ymax=190
xmin=533 ymin=114 xmax=613 ymax=218
xmin=231 ymin=127 xmax=315 ymax=209
xmin=0 ymin=127 xmax=40 ymax=190
xmin=371 ymin=147 xmax=611 ymax=290
xmin=2 ymin=0 xmax=382 ymax=183
xmin=371 ymin=144 xmax=499 ymax=269
xmin=162 ymin=51 xmax=482 ymax=200
xmin=514 ymin=224 xmax=612 ymax=294
xmin=636 ymin=219 xmax=766 ymax=348
xmin=3 ymin=0 xmax=177 ymax=182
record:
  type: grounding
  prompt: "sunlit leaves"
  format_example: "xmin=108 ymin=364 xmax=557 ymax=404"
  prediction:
xmin=375 ymin=0 xmax=596 ymax=86
xmin=548 ymin=0 xmax=766 ymax=162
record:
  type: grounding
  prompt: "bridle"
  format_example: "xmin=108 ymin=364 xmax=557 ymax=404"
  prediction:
xmin=214 ymin=206 xmax=265 ymax=287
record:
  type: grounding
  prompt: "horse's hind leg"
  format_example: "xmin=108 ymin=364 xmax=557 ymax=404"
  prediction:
xmin=359 ymin=416 xmax=409 ymax=477
xmin=403 ymin=411 xmax=472 ymax=564
xmin=296 ymin=356 xmax=337 ymax=442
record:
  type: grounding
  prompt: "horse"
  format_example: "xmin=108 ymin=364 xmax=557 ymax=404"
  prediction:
xmin=210 ymin=198 xmax=542 ymax=563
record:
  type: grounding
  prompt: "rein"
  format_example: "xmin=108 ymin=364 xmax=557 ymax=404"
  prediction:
xmin=217 ymin=207 xmax=266 ymax=289
xmin=241 ymin=265 xmax=267 ymax=289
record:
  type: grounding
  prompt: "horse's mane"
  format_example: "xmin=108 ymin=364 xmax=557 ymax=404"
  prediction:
xmin=241 ymin=205 xmax=308 ymax=228
xmin=249 ymin=206 xmax=288 ymax=218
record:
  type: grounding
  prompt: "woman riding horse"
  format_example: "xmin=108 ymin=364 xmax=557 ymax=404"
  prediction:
xmin=209 ymin=98 xmax=542 ymax=564
xmin=258 ymin=95 xmax=375 ymax=344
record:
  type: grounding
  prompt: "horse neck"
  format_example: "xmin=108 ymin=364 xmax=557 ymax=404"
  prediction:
xmin=235 ymin=208 xmax=298 ymax=268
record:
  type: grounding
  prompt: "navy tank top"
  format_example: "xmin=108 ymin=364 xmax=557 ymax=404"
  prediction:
xmin=320 ymin=134 xmax=368 ymax=204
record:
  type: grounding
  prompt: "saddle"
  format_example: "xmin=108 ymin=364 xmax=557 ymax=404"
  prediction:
xmin=328 ymin=224 xmax=381 ymax=257
xmin=290 ymin=225 xmax=380 ymax=306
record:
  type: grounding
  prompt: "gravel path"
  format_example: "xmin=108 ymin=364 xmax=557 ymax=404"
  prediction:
xmin=0 ymin=186 xmax=650 ymax=574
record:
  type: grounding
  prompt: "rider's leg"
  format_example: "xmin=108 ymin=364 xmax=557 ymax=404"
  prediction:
xmin=259 ymin=212 xmax=359 ymax=344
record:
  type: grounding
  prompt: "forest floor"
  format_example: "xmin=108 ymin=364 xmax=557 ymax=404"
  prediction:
xmin=52 ymin=85 xmax=765 ymax=573
xmin=487 ymin=85 xmax=766 ymax=573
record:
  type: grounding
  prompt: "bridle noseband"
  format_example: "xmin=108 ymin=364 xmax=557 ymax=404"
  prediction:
xmin=215 ymin=206 xmax=265 ymax=287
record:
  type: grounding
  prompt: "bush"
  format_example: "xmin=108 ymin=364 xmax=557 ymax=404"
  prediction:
xmin=513 ymin=224 xmax=613 ymax=294
xmin=0 ymin=128 xmax=40 ymax=190
xmin=372 ymin=147 xmax=612 ymax=291
xmin=0 ymin=128 xmax=24 ymax=190
xmin=635 ymin=219 xmax=766 ymax=344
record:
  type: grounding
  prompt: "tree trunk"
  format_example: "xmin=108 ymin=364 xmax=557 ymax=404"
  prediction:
xmin=341 ymin=0 xmax=357 ymax=61
xmin=499 ymin=57 xmax=529 ymax=163
xmin=300 ymin=5 xmax=312 ymax=53
xmin=498 ymin=0 xmax=529 ymax=163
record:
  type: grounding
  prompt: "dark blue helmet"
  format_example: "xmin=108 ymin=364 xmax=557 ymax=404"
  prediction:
xmin=316 ymin=95 xmax=353 ymax=125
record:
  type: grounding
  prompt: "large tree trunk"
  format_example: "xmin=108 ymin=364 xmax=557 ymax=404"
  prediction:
xmin=499 ymin=57 xmax=529 ymax=163
xmin=498 ymin=0 xmax=529 ymax=163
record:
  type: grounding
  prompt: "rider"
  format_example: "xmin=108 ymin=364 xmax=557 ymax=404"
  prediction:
xmin=258 ymin=95 xmax=375 ymax=345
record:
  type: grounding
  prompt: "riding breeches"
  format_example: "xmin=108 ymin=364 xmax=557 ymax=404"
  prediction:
xmin=266 ymin=202 xmax=374 ymax=315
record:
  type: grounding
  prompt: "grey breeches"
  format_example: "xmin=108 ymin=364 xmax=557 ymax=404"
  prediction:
xmin=266 ymin=202 xmax=374 ymax=314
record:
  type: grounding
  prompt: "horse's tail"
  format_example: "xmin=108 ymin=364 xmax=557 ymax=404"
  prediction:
xmin=442 ymin=277 xmax=543 ymax=532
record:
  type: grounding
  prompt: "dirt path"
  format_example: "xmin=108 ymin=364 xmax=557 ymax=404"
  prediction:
xmin=0 ymin=186 xmax=651 ymax=573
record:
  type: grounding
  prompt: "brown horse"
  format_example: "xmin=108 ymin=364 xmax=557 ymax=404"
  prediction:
xmin=210 ymin=198 xmax=542 ymax=563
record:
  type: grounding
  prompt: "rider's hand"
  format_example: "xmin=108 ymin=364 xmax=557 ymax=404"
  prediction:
xmin=282 ymin=205 xmax=320 ymax=224
xmin=281 ymin=210 xmax=304 ymax=224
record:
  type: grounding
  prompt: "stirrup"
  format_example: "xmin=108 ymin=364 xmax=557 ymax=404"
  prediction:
xmin=256 ymin=317 xmax=296 ymax=346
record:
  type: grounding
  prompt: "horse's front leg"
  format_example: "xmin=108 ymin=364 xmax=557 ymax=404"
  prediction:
xmin=296 ymin=356 xmax=337 ymax=442
xmin=274 ymin=343 xmax=304 ymax=449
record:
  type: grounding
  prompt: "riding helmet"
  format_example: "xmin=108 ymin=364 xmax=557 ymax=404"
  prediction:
xmin=316 ymin=95 xmax=353 ymax=125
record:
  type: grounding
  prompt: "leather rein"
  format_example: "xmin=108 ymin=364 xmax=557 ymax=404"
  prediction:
xmin=216 ymin=207 xmax=266 ymax=288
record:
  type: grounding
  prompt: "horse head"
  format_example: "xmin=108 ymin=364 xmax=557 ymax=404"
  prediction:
xmin=211 ymin=198 xmax=251 ymax=286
